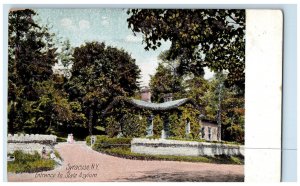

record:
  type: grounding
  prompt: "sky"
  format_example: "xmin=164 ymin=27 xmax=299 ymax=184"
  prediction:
xmin=34 ymin=9 xmax=213 ymax=86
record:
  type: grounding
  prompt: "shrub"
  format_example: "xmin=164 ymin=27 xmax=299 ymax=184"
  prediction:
xmin=7 ymin=150 xmax=57 ymax=173
xmin=56 ymin=137 xmax=67 ymax=142
xmin=152 ymin=115 xmax=163 ymax=138
xmin=105 ymin=104 xmax=149 ymax=138
xmin=86 ymin=135 xmax=132 ymax=150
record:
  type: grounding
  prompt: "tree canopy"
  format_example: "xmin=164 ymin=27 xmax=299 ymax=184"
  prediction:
xmin=127 ymin=9 xmax=245 ymax=89
xmin=66 ymin=41 xmax=141 ymax=135
xmin=8 ymin=9 xmax=61 ymax=133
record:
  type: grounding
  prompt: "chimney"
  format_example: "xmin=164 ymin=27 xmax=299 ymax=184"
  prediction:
xmin=140 ymin=86 xmax=151 ymax=102
xmin=163 ymin=93 xmax=173 ymax=102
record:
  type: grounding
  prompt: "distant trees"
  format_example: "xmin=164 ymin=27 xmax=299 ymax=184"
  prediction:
xmin=149 ymin=51 xmax=244 ymax=143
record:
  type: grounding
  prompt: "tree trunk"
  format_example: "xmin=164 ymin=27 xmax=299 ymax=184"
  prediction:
xmin=88 ymin=109 xmax=93 ymax=135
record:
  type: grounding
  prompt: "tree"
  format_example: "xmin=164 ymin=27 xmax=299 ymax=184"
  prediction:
xmin=149 ymin=63 xmax=185 ymax=103
xmin=21 ymin=80 xmax=75 ymax=134
xmin=57 ymin=39 xmax=74 ymax=78
xmin=203 ymin=72 xmax=244 ymax=143
xmin=8 ymin=9 xmax=58 ymax=133
xmin=127 ymin=9 xmax=245 ymax=89
xmin=66 ymin=41 xmax=141 ymax=135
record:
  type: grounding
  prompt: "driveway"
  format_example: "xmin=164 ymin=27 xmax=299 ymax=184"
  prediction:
xmin=8 ymin=142 xmax=244 ymax=182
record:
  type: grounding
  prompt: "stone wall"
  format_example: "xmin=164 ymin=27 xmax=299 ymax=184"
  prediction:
xmin=131 ymin=138 xmax=244 ymax=157
xmin=7 ymin=134 xmax=57 ymax=155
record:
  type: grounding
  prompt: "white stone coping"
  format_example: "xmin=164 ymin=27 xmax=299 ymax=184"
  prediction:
xmin=131 ymin=138 xmax=243 ymax=148
xmin=7 ymin=134 xmax=57 ymax=143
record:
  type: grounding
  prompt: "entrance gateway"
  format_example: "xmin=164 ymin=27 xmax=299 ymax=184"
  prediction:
xmin=103 ymin=87 xmax=219 ymax=141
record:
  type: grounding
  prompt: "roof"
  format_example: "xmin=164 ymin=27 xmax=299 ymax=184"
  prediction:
xmin=103 ymin=96 xmax=201 ymax=114
xmin=131 ymin=98 xmax=191 ymax=110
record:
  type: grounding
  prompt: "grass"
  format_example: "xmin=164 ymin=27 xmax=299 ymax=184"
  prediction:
xmin=7 ymin=150 xmax=59 ymax=173
xmin=99 ymin=147 xmax=244 ymax=165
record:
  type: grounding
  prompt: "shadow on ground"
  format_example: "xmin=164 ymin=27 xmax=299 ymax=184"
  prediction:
xmin=119 ymin=170 xmax=244 ymax=182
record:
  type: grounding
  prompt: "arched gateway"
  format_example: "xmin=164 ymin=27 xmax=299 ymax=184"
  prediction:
xmin=103 ymin=87 xmax=219 ymax=141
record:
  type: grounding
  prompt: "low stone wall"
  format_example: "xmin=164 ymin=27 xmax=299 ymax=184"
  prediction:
xmin=131 ymin=138 xmax=244 ymax=157
xmin=7 ymin=134 xmax=57 ymax=155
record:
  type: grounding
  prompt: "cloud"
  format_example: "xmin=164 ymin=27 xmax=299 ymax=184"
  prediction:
xmin=79 ymin=20 xmax=90 ymax=30
xmin=60 ymin=18 xmax=75 ymax=30
xmin=101 ymin=16 xmax=109 ymax=26
xmin=125 ymin=34 xmax=143 ymax=43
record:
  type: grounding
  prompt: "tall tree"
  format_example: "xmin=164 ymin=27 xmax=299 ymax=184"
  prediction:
xmin=127 ymin=9 xmax=245 ymax=89
xmin=57 ymin=39 xmax=74 ymax=78
xmin=66 ymin=42 xmax=141 ymax=135
xmin=203 ymin=72 xmax=244 ymax=143
xmin=8 ymin=9 xmax=58 ymax=133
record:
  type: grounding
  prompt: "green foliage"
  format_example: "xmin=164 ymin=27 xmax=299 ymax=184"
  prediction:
xmin=201 ymin=72 xmax=245 ymax=143
xmin=56 ymin=137 xmax=67 ymax=142
xmin=168 ymin=113 xmax=182 ymax=137
xmin=66 ymin=41 xmax=141 ymax=135
xmin=20 ymin=80 xmax=76 ymax=134
xmin=104 ymin=101 xmax=148 ymax=138
xmin=7 ymin=9 xmax=77 ymax=134
xmin=127 ymin=9 xmax=245 ymax=88
xmin=152 ymin=115 xmax=164 ymax=138
xmin=150 ymin=63 xmax=185 ymax=103
xmin=87 ymin=135 xmax=132 ymax=150
xmin=7 ymin=150 xmax=56 ymax=173
xmin=57 ymin=39 xmax=74 ymax=78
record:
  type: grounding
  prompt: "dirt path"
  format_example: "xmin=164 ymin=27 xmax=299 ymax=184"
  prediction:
xmin=8 ymin=142 xmax=244 ymax=182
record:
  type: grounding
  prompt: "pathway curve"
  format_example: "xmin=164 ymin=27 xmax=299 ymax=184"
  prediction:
xmin=8 ymin=142 xmax=244 ymax=182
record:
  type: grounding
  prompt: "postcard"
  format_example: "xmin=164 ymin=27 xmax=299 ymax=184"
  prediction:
xmin=5 ymin=8 xmax=282 ymax=182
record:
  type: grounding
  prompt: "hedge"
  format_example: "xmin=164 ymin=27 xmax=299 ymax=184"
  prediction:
xmin=86 ymin=135 xmax=132 ymax=150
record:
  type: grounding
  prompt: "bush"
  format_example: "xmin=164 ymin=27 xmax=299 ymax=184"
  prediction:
xmin=105 ymin=104 xmax=149 ymax=138
xmin=86 ymin=135 xmax=132 ymax=150
xmin=7 ymin=150 xmax=57 ymax=173
xmin=56 ymin=137 xmax=67 ymax=142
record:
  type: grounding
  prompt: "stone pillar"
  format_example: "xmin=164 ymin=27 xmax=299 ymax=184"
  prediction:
xmin=146 ymin=115 xmax=154 ymax=137
xmin=161 ymin=115 xmax=169 ymax=139
xmin=185 ymin=118 xmax=191 ymax=137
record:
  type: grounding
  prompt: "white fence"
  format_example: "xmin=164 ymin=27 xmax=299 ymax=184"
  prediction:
xmin=131 ymin=138 xmax=244 ymax=157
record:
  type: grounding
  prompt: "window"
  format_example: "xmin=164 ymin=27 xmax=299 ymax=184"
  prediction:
xmin=201 ymin=127 xmax=205 ymax=139
xmin=208 ymin=127 xmax=211 ymax=141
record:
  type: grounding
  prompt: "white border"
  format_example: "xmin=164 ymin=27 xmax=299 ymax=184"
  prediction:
xmin=245 ymin=9 xmax=283 ymax=182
